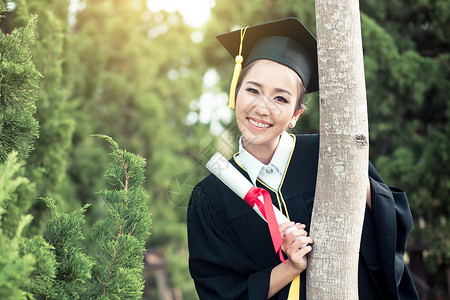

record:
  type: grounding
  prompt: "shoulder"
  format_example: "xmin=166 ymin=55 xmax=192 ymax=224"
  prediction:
xmin=293 ymin=133 xmax=319 ymax=146
xmin=281 ymin=134 xmax=319 ymax=191
xmin=292 ymin=133 xmax=319 ymax=160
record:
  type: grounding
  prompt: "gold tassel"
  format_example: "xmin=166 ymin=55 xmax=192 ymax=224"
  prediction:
xmin=228 ymin=26 xmax=248 ymax=110
xmin=287 ymin=274 xmax=300 ymax=300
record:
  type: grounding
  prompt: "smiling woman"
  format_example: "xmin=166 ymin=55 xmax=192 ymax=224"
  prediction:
xmin=235 ymin=59 xmax=303 ymax=165
xmin=147 ymin=0 xmax=213 ymax=27
xmin=186 ymin=17 xmax=419 ymax=300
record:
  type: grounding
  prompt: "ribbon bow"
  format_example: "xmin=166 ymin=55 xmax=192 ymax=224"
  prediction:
xmin=244 ymin=186 xmax=285 ymax=263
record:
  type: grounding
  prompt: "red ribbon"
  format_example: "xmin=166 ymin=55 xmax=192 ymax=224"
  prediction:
xmin=244 ymin=187 xmax=285 ymax=263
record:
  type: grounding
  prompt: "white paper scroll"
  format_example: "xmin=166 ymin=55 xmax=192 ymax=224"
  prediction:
xmin=206 ymin=152 xmax=301 ymax=239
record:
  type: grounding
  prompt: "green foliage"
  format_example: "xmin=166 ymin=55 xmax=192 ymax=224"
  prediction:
xmin=89 ymin=135 xmax=152 ymax=299
xmin=0 ymin=149 xmax=37 ymax=240
xmin=360 ymin=0 xmax=450 ymax=54
xmin=21 ymin=0 xmax=76 ymax=199
xmin=0 ymin=152 xmax=28 ymax=220
xmin=1 ymin=3 xmax=154 ymax=299
xmin=7 ymin=0 xmax=78 ymax=237
xmin=0 ymin=227 xmax=35 ymax=300
xmin=64 ymin=2 xmax=212 ymax=297
xmin=20 ymin=235 xmax=57 ymax=298
xmin=0 ymin=0 xmax=5 ymax=19
xmin=0 ymin=138 xmax=152 ymax=299
xmin=43 ymin=197 xmax=93 ymax=299
xmin=0 ymin=15 xmax=41 ymax=163
xmin=0 ymin=152 xmax=35 ymax=300
xmin=359 ymin=11 xmax=449 ymax=298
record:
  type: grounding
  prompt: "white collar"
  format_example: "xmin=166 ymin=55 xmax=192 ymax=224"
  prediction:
xmin=236 ymin=131 xmax=294 ymax=189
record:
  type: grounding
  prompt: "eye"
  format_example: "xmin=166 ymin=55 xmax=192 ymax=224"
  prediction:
xmin=246 ymin=87 xmax=259 ymax=95
xmin=275 ymin=96 xmax=288 ymax=103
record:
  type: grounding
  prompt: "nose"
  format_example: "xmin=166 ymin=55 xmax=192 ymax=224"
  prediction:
xmin=253 ymin=93 xmax=271 ymax=116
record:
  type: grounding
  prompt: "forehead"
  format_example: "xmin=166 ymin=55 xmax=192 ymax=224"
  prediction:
xmin=244 ymin=59 xmax=301 ymax=86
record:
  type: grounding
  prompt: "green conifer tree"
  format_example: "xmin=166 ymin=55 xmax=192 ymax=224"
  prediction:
xmin=0 ymin=7 xmax=45 ymax=298
xmin=10 ymin=0 xmax=75 ymax=198
xmin=0 ymin=152 xmax=35 ymax=300
xmin=0 ymin=0 xmax=4 ymax=22
xmin=1 ymin=3 xmax=153 ymax=298
xmin=10 ymin=0 xmax=78 ymax=236
xmin=1 ymin=138 xmax=153 ymax=299
xmin=88 ymin=135 xmax=152 ymax=299
xmin=0 ymin=13 xmax=40 ymax=163
xmin=20 ymin=234 xmax=57 ymax=298
xmin=42 ymin=197 xmax=92 ymax=299
xmin=0 ymin=7 xmax=43 ymax=238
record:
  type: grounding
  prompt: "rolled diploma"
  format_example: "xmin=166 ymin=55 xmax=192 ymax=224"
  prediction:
xmin=206 ymin=152 xmax=300 ymax=239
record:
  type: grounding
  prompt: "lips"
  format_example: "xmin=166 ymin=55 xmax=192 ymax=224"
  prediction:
xmin=247 ymin=117 xmax=272 ymax=129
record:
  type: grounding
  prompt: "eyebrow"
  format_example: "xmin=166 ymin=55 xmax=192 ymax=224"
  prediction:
xmin=246 ymin=80 xmax=293 ymax=96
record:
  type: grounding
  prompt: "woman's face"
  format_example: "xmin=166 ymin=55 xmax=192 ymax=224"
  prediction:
xmin=235 ymin=59 xmax=302 ymax=156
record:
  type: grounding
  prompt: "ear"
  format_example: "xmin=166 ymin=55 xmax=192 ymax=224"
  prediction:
xmin=290 ymin=108 xmax=304 ymax=124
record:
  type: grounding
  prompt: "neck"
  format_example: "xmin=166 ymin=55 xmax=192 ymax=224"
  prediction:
xmin=242 ymin=136 xmax=281 ymax=165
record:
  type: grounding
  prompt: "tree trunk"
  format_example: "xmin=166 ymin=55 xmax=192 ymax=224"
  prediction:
xmin=306 ymin=0 xmax=369 ymax=299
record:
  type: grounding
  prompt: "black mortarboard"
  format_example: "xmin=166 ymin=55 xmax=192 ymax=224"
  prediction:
xmin=216 ymin=17 xmax=318 ymax=109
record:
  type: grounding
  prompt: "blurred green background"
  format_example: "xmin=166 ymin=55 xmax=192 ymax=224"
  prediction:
xmin=1 ymin=0 xmax=448 ymax=299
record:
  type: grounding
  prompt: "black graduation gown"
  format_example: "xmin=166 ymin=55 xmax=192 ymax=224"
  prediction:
xmin=187 ymin=134 xmax=418 ymax=300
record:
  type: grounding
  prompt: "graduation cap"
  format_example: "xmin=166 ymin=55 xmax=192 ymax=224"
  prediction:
xmin=216 ymin=17 xmax=318 ymax=109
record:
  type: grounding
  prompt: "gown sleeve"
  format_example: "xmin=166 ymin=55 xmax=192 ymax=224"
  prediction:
xmin=360 ymin=162 xmax=419 ymax=299
xmin=187 ymin=177 xmax=274 ymax=300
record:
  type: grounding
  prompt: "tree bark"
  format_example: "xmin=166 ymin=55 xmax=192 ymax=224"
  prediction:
xmin=306 ymin=0 xmax=369 ymax=299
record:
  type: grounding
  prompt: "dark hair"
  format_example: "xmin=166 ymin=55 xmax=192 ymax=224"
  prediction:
xmin=236 ymin=60 xmax=307 ymax=112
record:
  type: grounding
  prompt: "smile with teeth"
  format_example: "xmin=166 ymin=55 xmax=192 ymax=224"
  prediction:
xmin=248 ymin=118 xmax=272 ymax=128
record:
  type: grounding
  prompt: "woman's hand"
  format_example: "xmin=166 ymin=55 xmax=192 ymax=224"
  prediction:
xmin=279 ymin=222 xmax=313 ymax=272
xmin=268 ymin=222 xmax=313 ymax=298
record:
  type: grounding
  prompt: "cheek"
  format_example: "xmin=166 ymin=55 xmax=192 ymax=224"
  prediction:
xmin=235 ymin=89 xmax=246 ymax=108
xmin=235 ymin=110 xmax=249 ymax=136
xmin=236 ymin=91 xmax=255 ymax=112
xmin=278 ymin=107 xmax=297 ymax=124
xmin=235 ymin=97 xmax=247 ymax=125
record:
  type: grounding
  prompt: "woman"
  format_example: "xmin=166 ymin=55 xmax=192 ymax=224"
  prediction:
xmin=187 ymin=18 xmax=418 ymax=299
